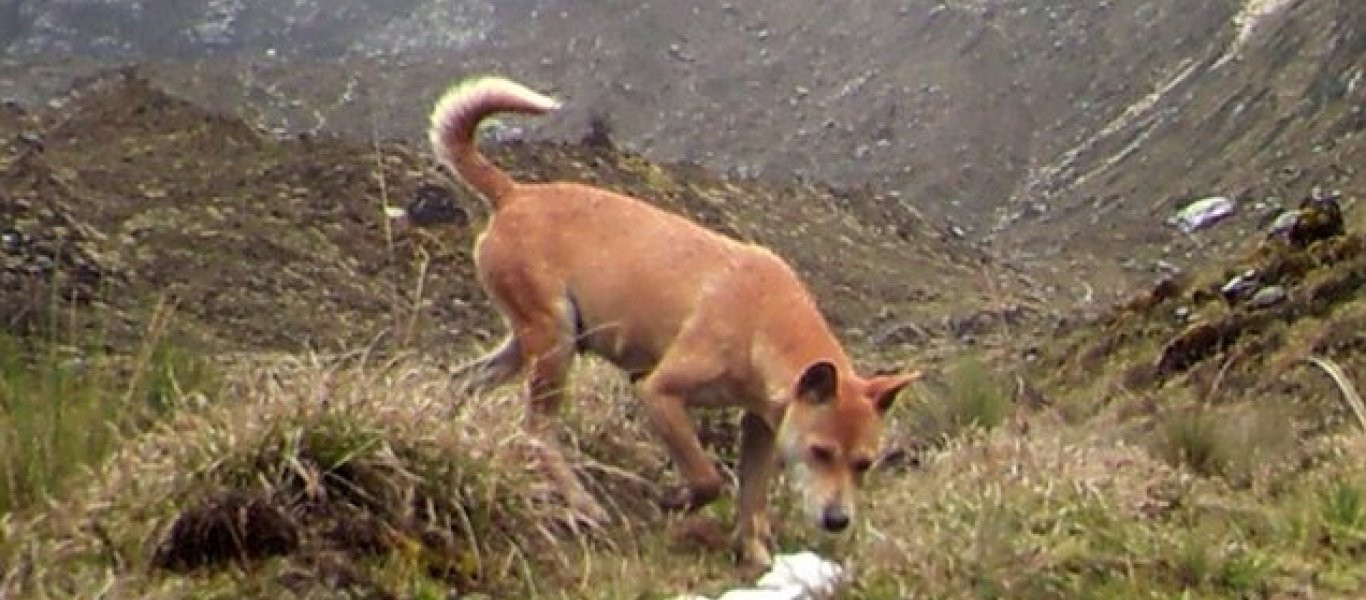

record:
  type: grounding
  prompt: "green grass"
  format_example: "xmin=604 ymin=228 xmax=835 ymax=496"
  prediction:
xmin=0 ymin=301 xmax=215 ymax=515
xmin=0 ymin=309 xmax=1363 ymax=600
xmin=902 ymin=355 xmax=1012 ymax=447
xmin=1153 ymin=407 xmax=1234 ymax=478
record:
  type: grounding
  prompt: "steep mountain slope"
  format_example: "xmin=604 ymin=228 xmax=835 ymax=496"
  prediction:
xmin=1002 ymin=0 xmax=1365 ymax=292
xmin=0 ymin=2 xmax=1278 ymax=227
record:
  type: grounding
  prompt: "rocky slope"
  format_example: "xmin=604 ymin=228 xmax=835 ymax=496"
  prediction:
xmin=1001 ymin=0 xmax=1365 ymax=293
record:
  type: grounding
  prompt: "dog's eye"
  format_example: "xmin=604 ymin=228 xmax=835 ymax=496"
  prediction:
xmin=851 ymin=458 xmax=874 ymax=474
xmin=809 ymin=445 xmax=835 ymax=464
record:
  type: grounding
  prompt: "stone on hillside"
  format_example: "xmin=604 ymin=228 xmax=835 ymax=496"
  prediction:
xmin=1174 ymin=305 xmax=1192 ymax=322
xmin=1246 ymin=285 xmax=1287 ymax=309
xmin=1266 ymin=209 xmax=1301 ymax=238
xmin=1170 ymin=196 xmax=1235 ymax=233
xmin=871 ymin=320 xmax=930 ymax=346
xmin=1220 ymin=269 xmax=1259 ymax=303
xmin=1 ymin=229 xmax=21 ymax=254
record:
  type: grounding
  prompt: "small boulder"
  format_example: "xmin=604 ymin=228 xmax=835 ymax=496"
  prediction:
xmin=1246 ymin=285 xmax=1287 ymax=309
xmin=1219 ymin=269 xmax=1260 ymax=303
xmin=871 ymin=320 xmax=929 ymax=346
xmin=1170 ymin=196 xmax=1235 ymax=233
xmin=1266 ymin=209 xmax=1301 ymax=238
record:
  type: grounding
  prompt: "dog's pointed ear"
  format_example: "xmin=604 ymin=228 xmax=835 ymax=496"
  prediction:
xmin=795 ymin=361 xmax=839 ymax=405
xmin=867 ymin=370 xmax=921 ymax=414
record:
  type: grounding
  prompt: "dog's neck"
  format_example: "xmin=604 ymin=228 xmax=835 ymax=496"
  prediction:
xmin=752 ymin=334 xmax=854 ymax=428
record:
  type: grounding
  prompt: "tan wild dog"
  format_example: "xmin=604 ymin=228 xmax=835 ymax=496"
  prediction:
xmin=404 ymin=75 xmax=919 ymax=569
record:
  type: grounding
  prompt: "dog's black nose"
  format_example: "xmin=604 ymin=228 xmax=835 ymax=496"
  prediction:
xmin=820 ymin=508 xmax=850 ymax=532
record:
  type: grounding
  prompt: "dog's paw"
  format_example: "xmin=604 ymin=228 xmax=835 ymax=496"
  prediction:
xmin=657 ymin=485 xmax=694 ymax=512
xmin=734 ymin=545 xmax=774 ymax=581
xmin=657 ymin=481 xmax=722 ymax=512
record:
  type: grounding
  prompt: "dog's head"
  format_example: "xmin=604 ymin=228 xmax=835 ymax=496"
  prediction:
xmin=777 ymin=361 xmax=918 ymax=533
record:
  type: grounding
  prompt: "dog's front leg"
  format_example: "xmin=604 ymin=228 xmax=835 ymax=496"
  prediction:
xmin=638 ymin=375 xmax=724 ymax=511
xmin=734 ymin=411 xmax=778 ymax=570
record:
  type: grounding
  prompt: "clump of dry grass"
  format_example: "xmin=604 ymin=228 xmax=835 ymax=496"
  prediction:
xmin=848 ymin=425 xmax=1187 ymax=598
xmin=841 ymin=420 xmax=1366 ymax=599
xmin=1148 ymin=399 xmax=1299 ymax=485
xmin=0 ymin=351 xmax=671 ymax=598
xmin=6 ymin=339 xmax=1366 ymax=599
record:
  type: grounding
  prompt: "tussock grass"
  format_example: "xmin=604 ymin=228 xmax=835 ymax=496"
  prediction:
xmin=846 ymin=423 xmax=1366 ymax=599
xmin=0 ymin=352 xmax=670 ymax=598
xmin=1148 ymin=400 xmax=1299 ymax=485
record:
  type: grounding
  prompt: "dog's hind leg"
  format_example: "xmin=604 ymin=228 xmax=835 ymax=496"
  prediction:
xmin=476 ymin=237 xmax=605 ymax=523
xmin=511 ymin=300 xmax=608 ymax=525
xmin=452 ymin=334 xmax=523 ymax=391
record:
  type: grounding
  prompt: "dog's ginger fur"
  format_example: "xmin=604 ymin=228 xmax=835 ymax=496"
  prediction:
xmin=425 ymin=76 xmax=918 ymax=569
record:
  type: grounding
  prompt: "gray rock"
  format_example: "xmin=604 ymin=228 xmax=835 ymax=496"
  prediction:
xmin=1220 ymin=269 xmax=1259 ymax=302
xmin=1267 ymin=209 xmax=1300 ymax=238
xmin=1174 ymin=305 xmax=1192 ymax=322
xmin=872 ymin=320 xmax=930 ymax=346
xmin=1170 ymin=196 xmax=1235 ymax=233
xmin=1247 ymin=285 xmax=1287 ymax=309
xmin=1 ymin=230 xmax=23 ymax=254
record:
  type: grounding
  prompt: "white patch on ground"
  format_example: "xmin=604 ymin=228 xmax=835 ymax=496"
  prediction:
xmin=1012 ymin=58 xmax=1200 ymax=211
xmin=673 ymin=551 xmax=846 ymax=600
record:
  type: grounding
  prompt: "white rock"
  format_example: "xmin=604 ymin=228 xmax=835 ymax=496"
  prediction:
xmin=757 ymin=551 xmax=845 ymax=594
xmin=716 ymin=586 xmax=806 ymax=600
xmin=1170 ymin=196 xmax=1235 ymax=233
xmin=672 ymin=551 xmax=846 ymax=600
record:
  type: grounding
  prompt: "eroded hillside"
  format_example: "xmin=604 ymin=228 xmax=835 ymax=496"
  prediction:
xmin=0 ymin=70 xmax=998 ymax=359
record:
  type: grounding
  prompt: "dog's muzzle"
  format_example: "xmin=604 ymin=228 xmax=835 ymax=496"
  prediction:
xmin=820 ymin=505 xmax=850 ymax=532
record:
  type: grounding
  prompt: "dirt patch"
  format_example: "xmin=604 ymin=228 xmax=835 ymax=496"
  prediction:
xmin=152 ymin=489 xmax=300 ymax=571
xmin=1 ymin=69 xmax=488 ymax=353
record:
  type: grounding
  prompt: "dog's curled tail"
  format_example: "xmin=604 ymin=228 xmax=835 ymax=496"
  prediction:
xmin=429 ymin=76 xmax=561 ymax=208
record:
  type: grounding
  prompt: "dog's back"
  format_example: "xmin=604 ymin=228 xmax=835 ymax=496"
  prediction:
xmin=478 ymin=179 xmax=841 ymax=383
